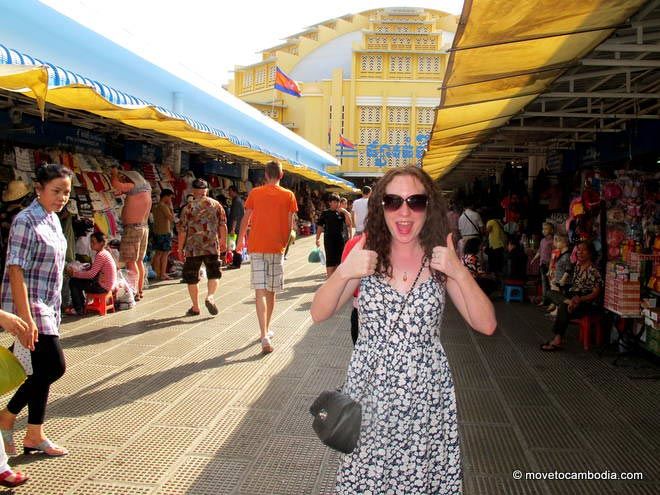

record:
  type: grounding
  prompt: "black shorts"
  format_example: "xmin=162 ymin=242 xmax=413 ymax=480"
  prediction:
xmin=182 ymin=255 xmax=222 ymax=284
xmin=324 ymin=237 xmax=345 ymax=268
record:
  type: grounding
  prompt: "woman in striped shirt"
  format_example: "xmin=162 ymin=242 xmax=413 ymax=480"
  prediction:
xmin=65 ymin=232 xmax=117 ymax=316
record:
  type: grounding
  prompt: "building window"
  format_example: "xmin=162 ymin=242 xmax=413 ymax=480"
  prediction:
xmin=388 ymin=107 xmax=411 ymax=125
xmin=390 ymin=36 xmax=412 ymax=50
xmin=418 ymin=55 xmax=440 ymax=73
xmin=268 ymin=66 xmax=276 ymax=82
xmin=386 ymin=128 xmax=412 ymax=167
xmin=341 ymin=104 xmax=345 ymax=135
xmin=359 ymin=127 xmax=381 ymax=167
xmin=255 ymin=68 xmax=265 ymax=86
xmin=360 ymin=55 xmax=383 ymax=73
xmin=242 ymin=72 xmax=253 ymax=90
xmin=414 ymin=36 xmax=437 ymax=50
xmin=359 ymin=106 xmax=382 ymax=124
xmin=417 ymin=107 xmax=434 ymax=126
xmin=366 ymin=36 xmax=388 ymax=49
xmin=390 ymin=56 xmax=412 ymax=73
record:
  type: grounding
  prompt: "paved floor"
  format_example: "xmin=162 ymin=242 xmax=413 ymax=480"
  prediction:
xmin=1 ymin=236 xmax=659 ymax=495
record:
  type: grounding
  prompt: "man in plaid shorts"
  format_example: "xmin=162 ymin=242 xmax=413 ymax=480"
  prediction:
xmin=236 ymin=161 xmax=297 ymax=354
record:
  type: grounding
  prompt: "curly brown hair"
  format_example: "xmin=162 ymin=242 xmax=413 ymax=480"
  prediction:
xmin=364 ymin=166 xmax=449 ymax=278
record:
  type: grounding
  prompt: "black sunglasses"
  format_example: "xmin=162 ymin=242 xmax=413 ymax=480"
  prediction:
xmin=382 ymin=194 xmax=429 ymax=212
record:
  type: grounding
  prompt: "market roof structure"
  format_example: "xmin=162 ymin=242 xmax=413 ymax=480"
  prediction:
xmin=0 ymin=1 xmax=358 ymax=191
xmin=422 ymin=0 xmax=656 ymax=183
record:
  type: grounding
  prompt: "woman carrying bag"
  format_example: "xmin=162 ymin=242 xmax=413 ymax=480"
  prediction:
xmin=0 ymin=309 xmax=31 ymax=487
xmin=0 ymin=164 xmax=72 ymax=458
xmin=311 ymin=166 xmax=496 ymax=494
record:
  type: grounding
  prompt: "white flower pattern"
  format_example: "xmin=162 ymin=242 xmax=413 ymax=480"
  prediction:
xmin=336 ymin=274 xmax=462 ymax=494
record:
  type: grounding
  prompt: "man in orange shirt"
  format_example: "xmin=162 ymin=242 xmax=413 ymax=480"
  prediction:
xmin=236 ymin=161 xmax=298 ymax=354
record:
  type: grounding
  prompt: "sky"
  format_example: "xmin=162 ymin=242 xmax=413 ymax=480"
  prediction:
xmin=41 ymin=0 xmax=464 ymax=88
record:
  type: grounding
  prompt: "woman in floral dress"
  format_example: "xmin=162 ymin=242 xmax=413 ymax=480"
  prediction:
xmin=311 ymin=166 xmax=497 ymax=494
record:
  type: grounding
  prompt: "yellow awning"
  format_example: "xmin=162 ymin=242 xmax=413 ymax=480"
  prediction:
xmin=423 ymin=0 xmax=647 ymax=179
xmin=0 ymin=64 xmax=48 ymax=118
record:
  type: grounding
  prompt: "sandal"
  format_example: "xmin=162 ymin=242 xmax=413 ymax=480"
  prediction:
xmin=540 ymin=341 xmax=563 ymax=352
xmin=1 ymin=429 xmax=16 ymax=456
xmin=0 ymin=469 xmax=29 ymax=488
xmin=185 ymin=307 xmax=200 ymax=316
xmin=64 ymin=306 xmax=83 ymax=316
xmin=261 ymin=337 xmax=274 ymax=355
xmin=23 ymin=438 xmax=68 ymax=457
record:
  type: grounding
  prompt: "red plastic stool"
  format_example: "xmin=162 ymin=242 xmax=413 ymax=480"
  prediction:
xmin=86 ymin=291 xmax=115 ymax=316
xmin=571 ymin=314 xmax=603 ymax=350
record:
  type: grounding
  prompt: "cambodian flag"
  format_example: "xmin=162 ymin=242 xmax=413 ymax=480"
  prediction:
xmin=274 ymin=67 xmax=301 ymax=97
xmin=339 ymin=134 xmax=356 ymax=149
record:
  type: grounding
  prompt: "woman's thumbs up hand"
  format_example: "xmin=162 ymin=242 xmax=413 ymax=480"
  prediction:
xmin=337 ymin=236 xmax=378 ymax=279
xmin=430 ymin=233 xmax=465 ymax=281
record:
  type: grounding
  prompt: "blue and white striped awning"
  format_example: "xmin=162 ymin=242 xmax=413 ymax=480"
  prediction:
xmin=0 ymin=42 xmax=356 ymax=190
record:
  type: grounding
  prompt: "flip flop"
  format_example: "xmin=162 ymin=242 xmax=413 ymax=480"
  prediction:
xmin=0 ymin=469 xmax=29 ymax=488
xmin=1 ymin=429 xmax=16 ymax=456
xmin=540 ymin=341 xmax=563 ymax=352
xmin=185 ymin=307 xmax=200 ymax=316
xmin=23 ymin=438 xmax=68 ymax=456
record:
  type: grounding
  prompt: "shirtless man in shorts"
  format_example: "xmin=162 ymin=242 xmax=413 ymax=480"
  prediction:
xmin=111 ymin=167 xmax=152 ymax=300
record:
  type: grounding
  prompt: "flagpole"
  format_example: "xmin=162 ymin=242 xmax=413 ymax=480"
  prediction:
xmin=271 ymin=86 xmax=277 ymax=121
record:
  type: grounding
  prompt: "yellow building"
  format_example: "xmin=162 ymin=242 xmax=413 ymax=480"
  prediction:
xmin=227 ymin=7 xmax=457 ymax=183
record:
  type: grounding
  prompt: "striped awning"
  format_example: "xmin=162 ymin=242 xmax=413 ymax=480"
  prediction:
xmin=0 ymin=44 xmax=357 ymax=191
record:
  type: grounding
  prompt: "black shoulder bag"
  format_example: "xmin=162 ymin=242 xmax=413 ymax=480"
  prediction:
xmin=309 ymin=258 xmax=427 ymax=454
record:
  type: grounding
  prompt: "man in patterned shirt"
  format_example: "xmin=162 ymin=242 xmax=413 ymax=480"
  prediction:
xmin=177 ymin=179 xmax=227 ymax=316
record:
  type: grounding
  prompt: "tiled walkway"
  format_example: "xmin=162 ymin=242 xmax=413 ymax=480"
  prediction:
xmin=1 ymin=236 xmax=658 ymax=494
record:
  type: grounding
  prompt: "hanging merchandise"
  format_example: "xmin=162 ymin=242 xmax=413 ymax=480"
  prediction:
xmin=602 ymin=170 xmax=659 ymax=327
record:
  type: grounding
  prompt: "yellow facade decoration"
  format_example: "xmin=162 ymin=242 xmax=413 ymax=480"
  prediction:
xmin=227 ymin=7 xmax=457 ymax=181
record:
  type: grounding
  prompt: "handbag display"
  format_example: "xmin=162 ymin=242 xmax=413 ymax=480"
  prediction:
xmin=309 ymin=258 xmax=428 ymax=454
xmin=0 ymin=346 xmax=27 ymax=395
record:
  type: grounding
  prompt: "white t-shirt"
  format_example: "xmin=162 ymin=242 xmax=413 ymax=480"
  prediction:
xmin=352 ymin=197 xmax=369 ymax=232
xmin=458 ymin=208 xmax=483 ymax=237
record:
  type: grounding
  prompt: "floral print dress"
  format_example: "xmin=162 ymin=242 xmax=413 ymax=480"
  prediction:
xmin=336 ymin=273 xmax=462 ymax=494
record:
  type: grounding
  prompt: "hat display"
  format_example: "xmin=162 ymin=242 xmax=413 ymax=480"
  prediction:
xmin=192 ymin=178 xmax=208 ymax=189
xmin=2 ymin=179 xmax=30 ymax=202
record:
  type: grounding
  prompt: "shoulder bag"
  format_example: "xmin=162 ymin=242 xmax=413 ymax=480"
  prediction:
xmin=0 ymin=346 xmax=27 ymax=395
xmin=309 ymin=259 xmax=427 ymax=454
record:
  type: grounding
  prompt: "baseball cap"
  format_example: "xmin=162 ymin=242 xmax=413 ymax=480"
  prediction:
xmin=192 ymin=178 xmax=208 ymax=189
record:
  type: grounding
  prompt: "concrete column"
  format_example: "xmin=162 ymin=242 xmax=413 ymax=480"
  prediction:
xmin=528 ymin=155 xmax=546 ymax=193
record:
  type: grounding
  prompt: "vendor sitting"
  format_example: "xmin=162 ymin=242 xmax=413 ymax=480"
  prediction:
xmin=503 ymin=235 xmax=528 ymax=282
xmin=540 ymin=240 xmax=602 ymax=352
xmin=462 ymin=237 xmax=498 ymax=296
xmin=65 ymin=232 xmax=117 ymax=316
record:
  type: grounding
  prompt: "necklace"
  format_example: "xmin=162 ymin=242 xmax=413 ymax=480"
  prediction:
xmin=402 ymin=271 xmax=408 ymax=282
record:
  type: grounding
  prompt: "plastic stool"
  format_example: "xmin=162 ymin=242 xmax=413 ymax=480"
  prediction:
xmin=503 ymin=284 xmax=524 ymax=303
xmin=571 ymin=314 xmax=603 ymax=351
xmin=86 ymin=291 xmax=115 ymax=316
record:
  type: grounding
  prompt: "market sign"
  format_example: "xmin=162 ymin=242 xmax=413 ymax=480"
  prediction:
xmin=124 ymin=141 xmax=162 ymax=163
xmin=335 ymin=133 xmax=430 ymax=167
xmin=0 ymin=111 xmax=106 ymax=154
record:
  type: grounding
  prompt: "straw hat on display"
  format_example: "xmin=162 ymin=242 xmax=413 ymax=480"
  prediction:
xmin=2 ymin=179 xmax=30 ymax=202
